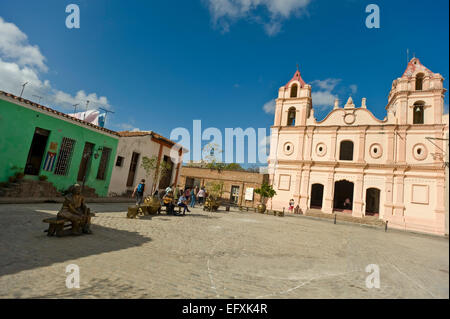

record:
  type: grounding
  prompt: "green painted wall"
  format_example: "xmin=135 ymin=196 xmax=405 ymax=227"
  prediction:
xmin=0 ymin=98 xmax=118 ymax=196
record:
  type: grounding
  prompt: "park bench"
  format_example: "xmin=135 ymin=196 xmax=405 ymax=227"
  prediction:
xmin=159 ymin=204 xmax=182 ymax=215
xmin=43 ymin=212 xmax=96 ymax=237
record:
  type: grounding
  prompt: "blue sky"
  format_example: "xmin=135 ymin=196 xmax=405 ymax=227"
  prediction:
xmin=0 ymin=0 xmax=449 ymax=164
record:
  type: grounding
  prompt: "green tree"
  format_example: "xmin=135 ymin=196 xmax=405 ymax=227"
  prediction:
xmin=141 ymin=155 xmax=172 ymax=192
xmin=254 ymin=182 xmax=276 ymax=204
xmin=205 ymin=181 xmax=224 ymax=201
xmin=224 ymin=163 xmax=243 ymax=171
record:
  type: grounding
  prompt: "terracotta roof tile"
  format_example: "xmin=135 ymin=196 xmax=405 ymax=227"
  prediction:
xmin=285 ymin=69 xmax=307 ymax=88
xmin=0 ymin=90 xmax=188 ymax=153
xmin=0 ymin=90 xmax=119 ymax=136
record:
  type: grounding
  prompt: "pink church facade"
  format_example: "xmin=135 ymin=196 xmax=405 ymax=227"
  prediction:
xmin=268 ymin=58 xmax=449 ymax=235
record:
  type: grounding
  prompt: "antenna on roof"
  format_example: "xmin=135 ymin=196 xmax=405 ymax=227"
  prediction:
xmin=73 ymin=103 xmax=79 ymax=113
xmin=84 ymin=100 xmax=90 ymax=120
xmin=32 ymin=94 xmax=42 ymax=104
xmin=20 ymin=82 xmax=28 ymax=97
xmin=99 ymin=107 xmax=115 ymax=126
xmin=296 ymin=63 xmax=299 ymax=72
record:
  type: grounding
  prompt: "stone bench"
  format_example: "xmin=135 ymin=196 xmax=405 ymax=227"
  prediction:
xmin=43 ymin=212 xmax=95 ymax=237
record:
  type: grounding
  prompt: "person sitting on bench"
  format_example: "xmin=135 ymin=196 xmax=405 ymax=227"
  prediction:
xmin=177 ymin=193 xmax=191 ymax=215
xmin=163 ymin=191 xmax=175 ymax=215
xmin=57 ymin=184 xmax=92 ymax=235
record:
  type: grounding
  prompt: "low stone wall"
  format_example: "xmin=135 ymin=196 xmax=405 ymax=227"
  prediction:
xmin=0 ymin=180 xmax=62 ymax=198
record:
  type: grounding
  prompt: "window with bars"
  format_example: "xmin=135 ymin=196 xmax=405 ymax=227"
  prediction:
xmin=54 ymin=137 xmax=76 ymax=176
xmin=96 ymin=147 xmax=112 ymax=180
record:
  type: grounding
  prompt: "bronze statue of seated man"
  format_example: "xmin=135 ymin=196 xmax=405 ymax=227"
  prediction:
xmin=57 ymin=184 xmax=92 ymax=235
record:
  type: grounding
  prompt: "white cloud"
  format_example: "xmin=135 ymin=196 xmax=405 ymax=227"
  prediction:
xmin=311 ymin=78 xmax=341 ymax=92
xmin=262 ymin=98 xmax=276 ymax=114
xmin=311 ymin=90 xmax=337 ymax=109
xmin=204 ymin=0 xmax=311 ymax=35
xmin=310 ymin=78 xmax=340 ymax=110
xmin=0 ymin=17 xmax=110 ymax=112
xmin=111 ymin=122 xmax=142 ymax=132
xmin=0 ymin=17 xmax=47 ymax=72
xmin=350 ymin=84 xmax=357 ymax=94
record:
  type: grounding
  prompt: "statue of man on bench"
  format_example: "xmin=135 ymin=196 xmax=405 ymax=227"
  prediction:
xmin=57 ymin=184 xmax=92 ymax=235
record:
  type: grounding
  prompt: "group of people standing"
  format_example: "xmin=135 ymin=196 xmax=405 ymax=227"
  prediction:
xmin=132 ymin=180 xmax=208 ymax=215
xmin=165 ymin=184 xmax=207 ymax=208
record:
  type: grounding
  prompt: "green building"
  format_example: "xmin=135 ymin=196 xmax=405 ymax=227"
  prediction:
xmin=0 ymin=91 xmax=119 ymax=196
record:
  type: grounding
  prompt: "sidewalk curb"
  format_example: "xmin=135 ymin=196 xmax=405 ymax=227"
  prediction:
xmin=0 ymin=197 xmax=135 ymax=204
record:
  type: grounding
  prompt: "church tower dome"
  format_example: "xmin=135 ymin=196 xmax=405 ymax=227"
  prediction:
xmin=273 ymin=67 xmax=312 ymax=127
xmin=387 ymin=57 xmax=446 ymax=125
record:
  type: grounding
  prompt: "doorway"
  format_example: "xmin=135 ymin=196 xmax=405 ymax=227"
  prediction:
xmin=310 ymin=183 xmax=324 ymax=209
xmin=126 ymin=152 xmax=140 ymax=187
xmin=24 ymin=127 xmax=50 ymax=175
xmin=230 ymin=185 xmax=240 ymax=204
xmin=365 ymin=188 xmax=380 ymax=216
xmin=333 ymin=180 xmax=354 ymax=212
xmin=158 ymin=155 xmax=174 ymax=190
xmin=77 ymin=142 xmax=95 ymax=182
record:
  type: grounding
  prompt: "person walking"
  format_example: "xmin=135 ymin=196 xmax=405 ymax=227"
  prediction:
xmin=132 ymin=179 xmax=146 ymax=206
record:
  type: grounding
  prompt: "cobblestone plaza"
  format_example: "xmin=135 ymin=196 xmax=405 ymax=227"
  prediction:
xmin=0 ymin=203 xmax=448 ymax=299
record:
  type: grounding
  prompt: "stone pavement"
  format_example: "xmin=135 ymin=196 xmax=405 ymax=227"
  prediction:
xmin=0 ymin=203 xmax=448 ymax=298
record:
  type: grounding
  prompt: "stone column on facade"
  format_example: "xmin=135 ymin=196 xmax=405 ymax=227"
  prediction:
xmin=296 ymin=129 xmax=306 ymax=162
xmin=386 ymin=129 xmax=395 ymax=164
xmin=274 ymin=101 xmax=282 ymax=126
xmin=299 ymin=165 xmax=311 ymax=211
xmin=434 ymin=177 xmax=446 ymax=234
xmin=399 ymin=99 xmax=408 ymax=125
xmin=352 ymin=174 xmax=364 ymax=218
xmin=357 ymin=127 xmax=367 ymax=163
xmin=323 ymin=172 xmax=335 ymax=214
xmin=434 ymin=95 xmax=443 ymax=124
xmin=433 ymin=128 xmax=445 ymax=164
xmin=330 ymin=128 xmax=338 ymax=161
xmin=392 ymin=172 xmax=406 ymax=222
xmin=304 ymin=127 xmax=314 ymax=161
xmin=383 ymin=174 xmax=394 ymax=219
xmin=396 ymin=129 xmax=407 ymax=164
xmin=292 ymin=166 xmax=302 ymax=206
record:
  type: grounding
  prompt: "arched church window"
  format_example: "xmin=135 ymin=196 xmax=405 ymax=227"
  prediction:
xmin=287 ymin=107 xmax=296 ymax=126
xmin=339 ymin=140 xmax=354 ymax=161
xmin=290 ymin=84 xmax=298 ymax=98
xmin=413 ymin=102 xmax=424 ymax=124
xmin=415 ymin=73 xmax=424 ymax=91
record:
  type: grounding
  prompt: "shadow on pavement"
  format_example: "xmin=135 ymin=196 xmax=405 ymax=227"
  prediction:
xmin=0 ymin=207 xmax=152 ymax=277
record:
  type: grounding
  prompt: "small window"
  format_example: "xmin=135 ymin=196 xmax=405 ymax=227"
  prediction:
xmin=415 ymin=73 xmax=424 ymax=91
xmin=116 ymin=156 xmax=124 ymax=167
xmin=413 ymin=102 xmax=424 ymax=124
xmin=339 ymin=141 xmax=354 ymax=161
xmin=287 ymin=107 xmax=296 ymax=126
xmin=290 ymin=84 xmax=298 ymax=98
xmin=54 ymin=137 xmax=76 ymax=176
xmin=96 ymin=147 xmax=112 ymax=180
